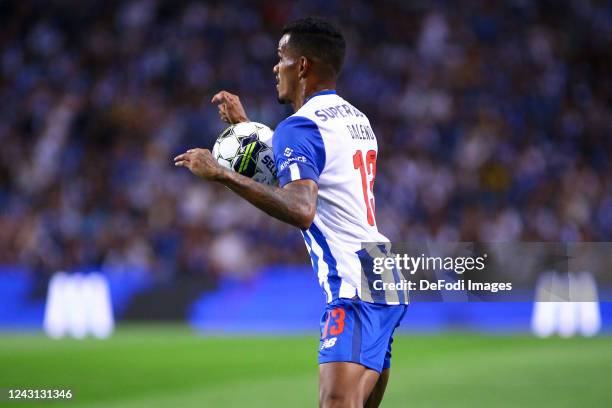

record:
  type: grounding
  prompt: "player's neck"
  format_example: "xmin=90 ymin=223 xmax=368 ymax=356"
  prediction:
xmin=292 ymin=82 xmax=336 ymax=112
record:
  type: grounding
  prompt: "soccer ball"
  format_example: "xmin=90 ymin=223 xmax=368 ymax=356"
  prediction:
xmin=212 ymin=122 xmax=278 ymax=186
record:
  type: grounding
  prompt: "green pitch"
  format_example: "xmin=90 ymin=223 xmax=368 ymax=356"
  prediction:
xmin=0 ymin=325 xmax=610 ymax=407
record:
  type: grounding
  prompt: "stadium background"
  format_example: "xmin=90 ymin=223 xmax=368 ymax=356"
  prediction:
xmin=1 ymin=0 xmax=611 ymax=407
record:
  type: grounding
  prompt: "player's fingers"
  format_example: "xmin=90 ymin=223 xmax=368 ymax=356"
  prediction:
xmin=211 ymin=90 xmax=229 ymax=104
xmin=211 ymin=92 xmax=223 ymax=104
xmin=174 ymin=152 xmax=192 ymax=162
xmin=219 ymin=111 xmax=229 ymax=123
xmin=187 ymin=148 xmax=208 ymax=155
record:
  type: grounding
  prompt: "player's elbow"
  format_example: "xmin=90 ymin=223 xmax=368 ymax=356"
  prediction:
xmin=296 ymin=217 xmax=314 ymax=230
xmin=294 ymin=205 xmax=315 ymax=230
xmin=283 ymin=179 xmax=318 ymax=230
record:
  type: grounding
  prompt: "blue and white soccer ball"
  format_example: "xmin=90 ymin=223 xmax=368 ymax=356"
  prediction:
xmin=212 ymin=121 xmax=278 ymax=186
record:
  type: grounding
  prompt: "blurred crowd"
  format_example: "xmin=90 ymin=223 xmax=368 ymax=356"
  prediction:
xmin=1 ymin=0 xmax=610 ymax=282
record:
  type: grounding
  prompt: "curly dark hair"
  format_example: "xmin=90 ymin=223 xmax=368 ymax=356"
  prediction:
xmin=282 ymin=17 xmax=346 ymax=78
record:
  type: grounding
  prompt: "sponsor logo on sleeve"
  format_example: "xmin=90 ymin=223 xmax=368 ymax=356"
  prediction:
xmin=279 ymin=156 xmax=307 ymax=171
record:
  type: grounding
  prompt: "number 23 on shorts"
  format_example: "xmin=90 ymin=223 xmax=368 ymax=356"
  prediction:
xmin=322 ymin=307 xmax=346 ymax=338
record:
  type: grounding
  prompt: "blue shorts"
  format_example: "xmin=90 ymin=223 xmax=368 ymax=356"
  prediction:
xmin=318 ymin=298 xmax=408 ymax=373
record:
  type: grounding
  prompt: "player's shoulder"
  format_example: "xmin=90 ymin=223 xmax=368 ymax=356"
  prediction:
xmin=272 ymin=113 xmax=327 ymax=180
xmin=272 ymin=114 xmax=323 ymax=152
xmin=273 ymin=112 xmax=319 ymax=146
xmin=275 ymin=114 xmax=318 ymax=132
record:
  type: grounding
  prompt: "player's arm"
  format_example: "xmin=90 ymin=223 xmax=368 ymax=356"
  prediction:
xmin=174 ymin=148 xmax=317 ymax=229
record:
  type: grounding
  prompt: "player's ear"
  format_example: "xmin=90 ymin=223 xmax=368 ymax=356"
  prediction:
xmin=298 ymin=56 xmax=311 ymax=79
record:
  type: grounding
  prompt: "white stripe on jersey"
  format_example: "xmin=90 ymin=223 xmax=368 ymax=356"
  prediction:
xmin=303 ymin=229 xmax=333 ymax=302
xmin=289 ymin=163 xmax=300 ymax=182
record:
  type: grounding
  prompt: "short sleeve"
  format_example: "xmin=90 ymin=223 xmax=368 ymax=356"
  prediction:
xmin=272 ymin=116 xmax=326 ymax=187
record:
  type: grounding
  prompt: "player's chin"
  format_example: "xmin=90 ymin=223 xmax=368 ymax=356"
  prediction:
xmin=276 ymin=94 xmax=291 ymax=105
xmin=275 ymin=85 xmax=288 ymax=104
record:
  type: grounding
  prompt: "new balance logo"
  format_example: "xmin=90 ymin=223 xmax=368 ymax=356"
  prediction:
xmin=320 ymin=337 xmax=337 ymax=350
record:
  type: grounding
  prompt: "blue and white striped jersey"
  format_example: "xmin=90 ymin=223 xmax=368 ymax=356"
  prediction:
xmin=273 ymin=90 xmax=402 ymax=304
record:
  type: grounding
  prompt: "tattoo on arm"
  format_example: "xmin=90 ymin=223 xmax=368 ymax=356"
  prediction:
xmin=219 ymin=169 xmax=317 ymax=229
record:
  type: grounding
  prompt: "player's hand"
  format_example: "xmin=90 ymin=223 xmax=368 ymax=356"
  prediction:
xmin=211 ymin=90 xmax=249 ymax=124
xmin=174 ymin=148 xmax=225 ymax=181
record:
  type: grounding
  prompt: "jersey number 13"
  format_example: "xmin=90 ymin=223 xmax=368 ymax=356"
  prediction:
xmin=353 ymin=150 xmax=377 ymax=226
